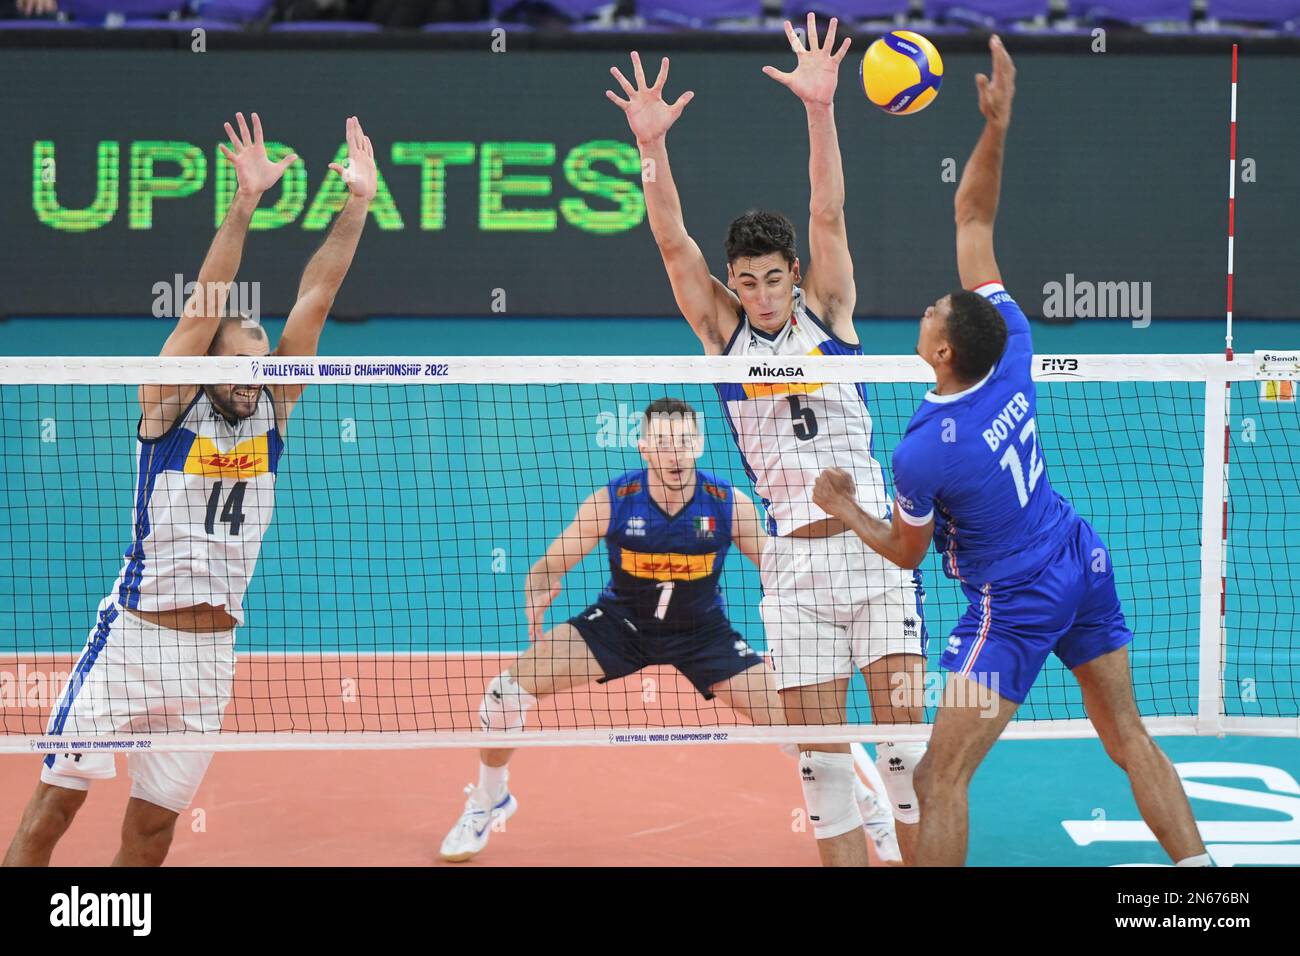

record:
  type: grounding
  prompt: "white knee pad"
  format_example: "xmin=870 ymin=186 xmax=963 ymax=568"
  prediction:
xmin=876 ymin=741 xmax=926 ymax=825
xmin=798 ymin=750 xmax=863 ymax=840
xmin=478 ymin=672 xmax=537 ymax=732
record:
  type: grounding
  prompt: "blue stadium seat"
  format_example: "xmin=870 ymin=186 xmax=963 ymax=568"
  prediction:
xmin=780 ymin=0 xmax=912 ymax=20
xmin=421 ymin=21 xmax=514 ymax=31
xmin=191 ymin=0 xmax=273 ymax=24
xmin=0 ymin=17 xmax=78 ymax=27
xmin=59 ymin=0 xmax=186 ymax=20
xmin=925 ymin=0 xmax=1050 ymax=24
xmin=493 ymin=0 xmax=609 ymax=17
xmin=1205 ymin=0 xmax=1300 ymax=29
xmin=1066 ymin=0 xmax=1192 ymax=24
xmin=641 ymin=0 xmax=764 ymax=29
xmin=120 ymin=16 xmax=240 ymax=28
xmin=268 ymin=21 xmax=383 ymax=31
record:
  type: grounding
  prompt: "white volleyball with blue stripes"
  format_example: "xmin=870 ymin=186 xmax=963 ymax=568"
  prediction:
xmin=860 ymin=30 xmax=944 ymax=116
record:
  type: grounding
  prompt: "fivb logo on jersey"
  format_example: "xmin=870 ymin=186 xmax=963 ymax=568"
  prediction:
xmin=151 ymin=274 xmax=261 ymax=323
xmin=49 ymin=886 xmax=151 ymax=937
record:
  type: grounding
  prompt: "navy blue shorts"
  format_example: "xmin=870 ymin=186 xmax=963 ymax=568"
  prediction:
xmin=940 ymin=518 xmax=1135 ymax=705
xmin=567 ymin=601 xmax=765 ymax=700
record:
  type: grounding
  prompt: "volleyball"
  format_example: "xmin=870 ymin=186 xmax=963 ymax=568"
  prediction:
xmin=860 ymin=31 xmax=944 ymax=115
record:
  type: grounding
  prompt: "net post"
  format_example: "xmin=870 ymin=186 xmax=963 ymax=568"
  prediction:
xmin=1197 ymin=380 xmax=1228 ymax=735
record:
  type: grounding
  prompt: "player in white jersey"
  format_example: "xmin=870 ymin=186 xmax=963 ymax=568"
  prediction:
xmin=3 ymin=114 xmax=377 ymax=867
xmin=608 ymin=14 xmax=926 ymax=866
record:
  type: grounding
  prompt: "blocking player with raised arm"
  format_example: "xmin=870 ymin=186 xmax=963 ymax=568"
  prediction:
xmin=3 ymin=114 xmax=378 ymax=867
xmin=607 ymin=14 xmax=926 ymax=867
xmin=812 ymin=37 xmax=1207 ymax=866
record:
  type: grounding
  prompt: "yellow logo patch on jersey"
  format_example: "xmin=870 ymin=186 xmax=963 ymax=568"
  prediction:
xmin=620 ymin=550 xmax=715 ymax=581
xmin=742 ymin=381 xmax=825 ymax=400
xmin=741 ymin=346 xmax=834 ymax=398
xmin=184 ymin=434 xmax=272 ymax=479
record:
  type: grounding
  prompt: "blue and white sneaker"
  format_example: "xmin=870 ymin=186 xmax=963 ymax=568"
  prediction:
xmin=859 ymin=785 xmax=902 ymax=864
xmin=440 ymin=783 xmax=518 ymax=863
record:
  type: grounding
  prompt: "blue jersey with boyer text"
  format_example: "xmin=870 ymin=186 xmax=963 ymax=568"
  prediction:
xmin=891 ymin=283 xmax=1079 ymax=586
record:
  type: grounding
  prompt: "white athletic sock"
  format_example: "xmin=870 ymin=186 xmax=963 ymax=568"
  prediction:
xmin=1175 ymin=853 xmax=1212 ymax=867
xmin=479 ymin=762 xmax=509 ymax=799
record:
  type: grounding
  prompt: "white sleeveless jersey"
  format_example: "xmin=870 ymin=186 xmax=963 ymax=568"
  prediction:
xmin=717 ymin=287 xmax=890 ymax=536
xmin=112 ymin=388 xmax=283 ymax=625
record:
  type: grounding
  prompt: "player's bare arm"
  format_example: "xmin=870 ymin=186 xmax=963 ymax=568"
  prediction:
xmin=954 ymin=35 xmax=1015 ymax=292
xmin=607 ymin=52 xmax=740 ymax=355
xmin=730 ymin=490 xmax=768 ymax=567
xmin=522 ymin=488 xmax=611 ymax=645
xmin=812 ymin=467 xmax=931 ymax=570
xmin=271 ymin=116 xmax=377 ymax=430
xmin=140 ymin=112 xmax=298 ymax=440
xmin=764 ymin=14 xmax=856 ymax=342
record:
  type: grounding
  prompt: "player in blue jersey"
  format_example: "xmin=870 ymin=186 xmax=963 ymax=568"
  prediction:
xmin=812 ymin=36 xmax=1208 ymax=866
xmin=440 ymin=397 xmax=897 ymax=863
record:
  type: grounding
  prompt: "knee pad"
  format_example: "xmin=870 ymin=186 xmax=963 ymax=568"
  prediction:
xmin=798 ymin=750 xmax=863 ymax=840
xmin=876 ymin=741 xmax=926 ymax=825
xmin=478 ymin=671 xmax=537 ymax=732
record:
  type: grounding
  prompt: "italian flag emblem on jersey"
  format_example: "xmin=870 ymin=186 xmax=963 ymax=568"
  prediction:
xmin=695 ymin=516 xmax=716 ymax=537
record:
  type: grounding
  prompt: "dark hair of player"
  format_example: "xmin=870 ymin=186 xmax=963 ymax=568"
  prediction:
xmin=724 ymin=210 xmax=797 ymax=268
xmin=945 ymin=290 xmax=1008 ymax=383
xmin=643 ymin=396 xmax=697 ymax=425
xmin=208 ymin=314 xmax=269 ymax=356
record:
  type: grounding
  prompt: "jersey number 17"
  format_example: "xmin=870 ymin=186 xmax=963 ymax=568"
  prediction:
xmin=999 ymin=417 xmax=1044 ymax=508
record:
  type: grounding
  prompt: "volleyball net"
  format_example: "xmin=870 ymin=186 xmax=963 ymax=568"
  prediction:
xmin=0 ymin=353 xmax=1296 ymax=752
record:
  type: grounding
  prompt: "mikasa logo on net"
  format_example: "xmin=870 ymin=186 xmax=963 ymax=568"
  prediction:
xmin=49 ymin=886 xmax=151 ymax=936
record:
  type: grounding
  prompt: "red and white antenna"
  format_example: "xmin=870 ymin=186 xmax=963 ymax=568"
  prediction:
xmin=1225 ymin=44 xmax=1238 ymax=361
xmin=1218 ymin=44 xmax=1239 ymax=721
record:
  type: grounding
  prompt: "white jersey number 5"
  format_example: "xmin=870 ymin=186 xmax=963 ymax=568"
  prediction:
xmin=999 ymin=417 xmax=1044 ymax=508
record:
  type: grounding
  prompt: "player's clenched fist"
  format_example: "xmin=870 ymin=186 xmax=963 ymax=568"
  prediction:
xmin=812 ymin=467 xmax=857 ymax=519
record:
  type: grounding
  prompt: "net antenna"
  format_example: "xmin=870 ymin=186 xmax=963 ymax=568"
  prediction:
xmin=1213 ymin=46 xmax=1239 ymax=732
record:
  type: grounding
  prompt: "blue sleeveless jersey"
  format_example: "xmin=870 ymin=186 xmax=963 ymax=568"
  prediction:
xmin=599 ymin=469 xmax=734 ymax=629
xmin=891 ymin=283 xmax=1080 ymax=587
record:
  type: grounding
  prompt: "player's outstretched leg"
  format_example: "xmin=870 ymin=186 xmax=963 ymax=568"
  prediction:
xmin=911 ymin=674 xmax=1018 ymax=866
xmin=716 ymin=670 xmax=901 ymax=864
xmin=782 ymin=678 xmax=870 ymax=867
xmin=711 ymin=664 xmax=783 ymax=727
xmin=863 ymin=653 xmax=927 ymax=863
xmin=441 ymin=623 xmax=607 ymax=863
xmin=113 ymin=797 xmax=180 ymax=867
xmin=3 ymin=782 xmax=88 ymax=867
xmin=1072 ymin=647 xmax=1208 ymax=865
